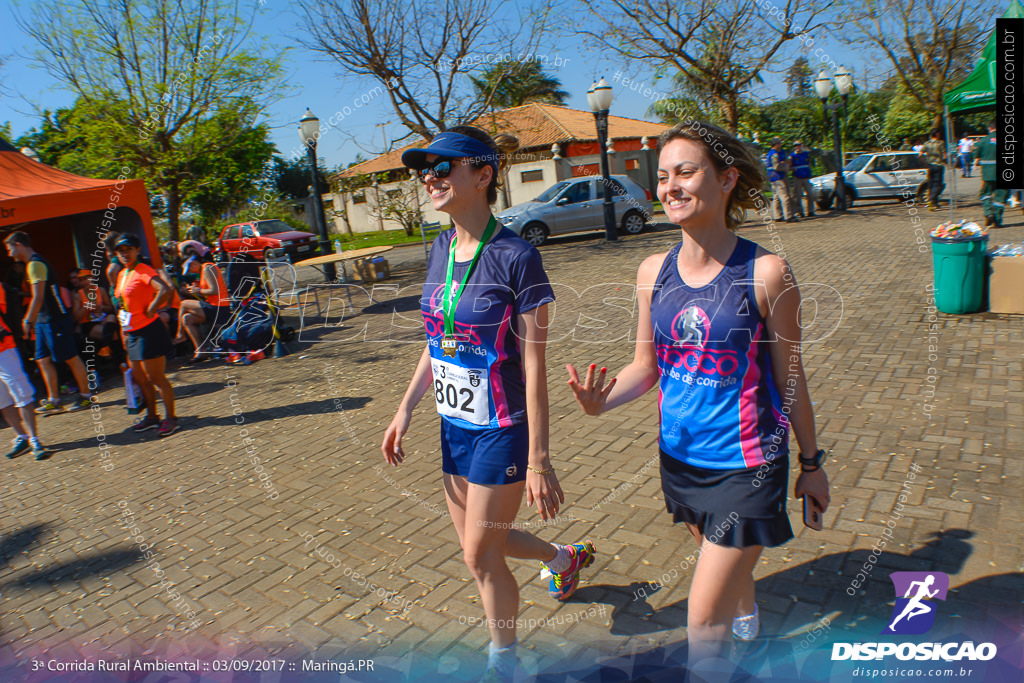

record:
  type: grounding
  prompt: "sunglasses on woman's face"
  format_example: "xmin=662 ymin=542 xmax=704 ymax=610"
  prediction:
xmin=416 ymin=158 xmax=458 ymax=182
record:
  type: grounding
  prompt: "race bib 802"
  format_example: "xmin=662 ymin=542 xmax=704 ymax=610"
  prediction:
xmin=431 ymin=359 xmax=489 ymax=426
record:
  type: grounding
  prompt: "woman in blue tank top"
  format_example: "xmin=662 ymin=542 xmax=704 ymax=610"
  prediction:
xmin=567 ymin=122 xmax=831 ymax=668
xmin=382 ymin=127 xmax=596 ymax=683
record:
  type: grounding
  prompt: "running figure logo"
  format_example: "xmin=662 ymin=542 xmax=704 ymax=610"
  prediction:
xmin=883 ymin=572 xmax=949 ymax=635
xmin=672 ymin=306 xmax=711 ymax=348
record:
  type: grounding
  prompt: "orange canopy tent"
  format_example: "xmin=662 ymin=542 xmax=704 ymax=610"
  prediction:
xmin=0 ymin=136 xmax=162 ymax=286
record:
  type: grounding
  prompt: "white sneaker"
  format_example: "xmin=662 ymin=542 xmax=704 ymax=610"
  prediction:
xmin=732 ymin=604 xmax=760 ymax=640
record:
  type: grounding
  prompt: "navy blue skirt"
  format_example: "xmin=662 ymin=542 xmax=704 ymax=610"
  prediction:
xmin=660 ymin=450 xmax=794 ymax=548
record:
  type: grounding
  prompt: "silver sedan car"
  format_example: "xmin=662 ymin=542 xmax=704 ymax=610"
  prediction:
xmin=810 ymin=151 xmax=935 ymax=209
xmin=497 ymin=175 xmax=653 ymax=246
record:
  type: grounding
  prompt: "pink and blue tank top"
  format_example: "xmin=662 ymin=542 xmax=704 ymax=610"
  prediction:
xmin=651 ymin=237 xmax=789 ymax=470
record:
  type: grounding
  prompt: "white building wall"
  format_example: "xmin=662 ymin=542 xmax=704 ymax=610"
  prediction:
xmin=331 ymin=158 xmax=583 ymax=233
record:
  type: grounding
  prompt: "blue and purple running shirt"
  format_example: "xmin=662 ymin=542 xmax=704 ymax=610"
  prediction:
xmin=421 ymin=226 xmax=554 ymax=430
xmin=650 ymin=237 xmax=789 ymax=470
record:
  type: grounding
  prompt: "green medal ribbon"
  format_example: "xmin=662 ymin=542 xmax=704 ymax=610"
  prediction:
xmin=442 ymin=215 xmax=498 ymax=341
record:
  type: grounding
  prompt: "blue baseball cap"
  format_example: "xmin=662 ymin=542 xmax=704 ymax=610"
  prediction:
xmin=401 ymin=132 xmax=500 ymax=174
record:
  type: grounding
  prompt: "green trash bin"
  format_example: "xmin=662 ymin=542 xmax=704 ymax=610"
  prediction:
xmin=930 ymin=234 xmax=988 ymax=314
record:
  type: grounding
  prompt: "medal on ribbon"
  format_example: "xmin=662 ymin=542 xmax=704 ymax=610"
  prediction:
xmin=442 ymin=216 xmax=497 ymax=358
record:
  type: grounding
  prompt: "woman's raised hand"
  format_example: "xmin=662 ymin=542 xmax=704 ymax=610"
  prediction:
xmin=566 ymin=363 xmax=616 ymax=416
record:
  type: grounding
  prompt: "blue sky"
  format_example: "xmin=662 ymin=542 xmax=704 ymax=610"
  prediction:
xmin=1 ymin=0 xmax=884 ymax=169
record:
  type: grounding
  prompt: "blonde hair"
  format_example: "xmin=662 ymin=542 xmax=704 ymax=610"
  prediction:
xmin=657 ymin=121 xmax=766 ymax=231
xmin=447 ymin=125 xmax=521 ymax=204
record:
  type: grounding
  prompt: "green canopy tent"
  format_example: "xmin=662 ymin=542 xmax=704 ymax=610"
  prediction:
xmin=944 ymin=0 xmax=1024 ymax=115
xmin=943 ymin=0 xmax=1024 ymax=213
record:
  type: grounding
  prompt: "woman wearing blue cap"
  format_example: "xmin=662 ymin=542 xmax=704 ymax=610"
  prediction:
xmin=382 ymin=126 xmax=596 ymax=682
xmin=567 ymin=121 xmax=830 ymax=674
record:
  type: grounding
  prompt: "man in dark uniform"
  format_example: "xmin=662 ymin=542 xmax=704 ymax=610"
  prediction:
xmin=922 ymin=129 xmax=946 ymax=211
xmin=766 ymin=138 xmax=796 ymax=222
xmin=789 ymin=141 xmax=815 ymax=218
xmin=973 ymin=121 xmax=1006 ymax=228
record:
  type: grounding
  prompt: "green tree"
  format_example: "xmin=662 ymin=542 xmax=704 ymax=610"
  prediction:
xmin=16 ymin=97 xmax=277 ymax=227
xmin=272 ymin=155 xmax=333 ymax=201
xmin=0 ymin=121 xmax=12 ymax=143
xmin=758 ymin=97 xmax=825 ymax=149
xmin=17 ymin=0 xmax=285 ymax=239
xmin=785 ymin=57 xmax=814 ymax=99
xmin=470 ymin=59 xmax=569 ymax=109
xmin=181 ymin=108 xmax=277 ymax=224
xmin=882 ymin=90 xmax=934 ymax=143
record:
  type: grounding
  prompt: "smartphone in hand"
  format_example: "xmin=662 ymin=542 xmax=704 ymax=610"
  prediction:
xmin=803 ymin=495 xmax=823 ymax=531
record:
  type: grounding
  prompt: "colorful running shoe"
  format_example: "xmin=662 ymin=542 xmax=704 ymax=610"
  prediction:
xmin=479 ymin=667 xmax=513 ymax=683
xmin=35 ymin=400 xmax=63 ymax=416
xmin=65 ymin=396 xmax=93 ymax=413
xmin=158 ymin=418 xmax=180 ymax=437
xmin=4 ymin=437 xmax=30 ymax=459
xmin=732 ymin=604 xmax=760 ymax=640
xmin=132 ymin=415 xmax=161 ymax=432
xmin=32 ymin=441 xmax=51 ymax=461
xmin=547 ymin=541 xmax=597 ymax=601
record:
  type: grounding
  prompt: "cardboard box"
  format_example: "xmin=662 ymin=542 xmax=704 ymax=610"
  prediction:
xmin=352 ymin=257 xmax=390 ymax=281
xmin=368 ymin=259 xmax=390 ymax=280
xmin=989 ymin=256 xmax=1024 ymax=314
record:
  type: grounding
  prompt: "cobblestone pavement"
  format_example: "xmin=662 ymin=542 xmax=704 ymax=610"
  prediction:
xmin=0 ymin=178 xmax=1021 ymax=682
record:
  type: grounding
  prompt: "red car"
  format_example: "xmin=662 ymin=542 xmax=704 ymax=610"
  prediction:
xmin=216 ymin=219 xmax=319 ymax=261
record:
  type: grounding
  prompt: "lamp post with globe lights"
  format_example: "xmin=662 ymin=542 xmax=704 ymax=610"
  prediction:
xmin=299 ymin=108 xmax=336 ymax=281
xmin=814 ymin=67 xmax=854 ymax=212
xmin=587 ymin=78 xmax=617 ymax=241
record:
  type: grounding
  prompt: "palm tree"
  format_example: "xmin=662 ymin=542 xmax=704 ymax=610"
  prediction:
xmin=471 ymin=59 xmax=569 ymax=109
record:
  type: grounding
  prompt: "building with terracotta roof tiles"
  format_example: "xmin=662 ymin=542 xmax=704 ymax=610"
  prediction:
xmin=329 ymin=103 xmax=666 ymax=234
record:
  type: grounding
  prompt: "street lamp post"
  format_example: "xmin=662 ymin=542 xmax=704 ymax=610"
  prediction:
xmin=299 ymin=108 xmax=336 ymax=282
xmin=588 ymin=78 xmax=617 ymax=242
xmin=814 ymin=67 xmax=854 ymax=212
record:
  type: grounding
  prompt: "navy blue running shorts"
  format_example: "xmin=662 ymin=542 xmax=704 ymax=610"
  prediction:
xmin=441 ymin=419 xmax=529 ymax=485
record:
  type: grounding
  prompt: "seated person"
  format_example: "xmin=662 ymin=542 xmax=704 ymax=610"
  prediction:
xmin=175 ymin=240 xmax=231 ymax=360
xmin=68 ymin=268 xmax=120 ymax=362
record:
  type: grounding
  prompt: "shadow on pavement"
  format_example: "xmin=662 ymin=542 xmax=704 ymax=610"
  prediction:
xmin=568 ymin=529 xmax=981 ymax=639
xmin=0 ymin=525 xmax=48 ymax=569
xmin=536 ymin=529 xmax=1022 ymax=683
xmin=46 ymin=397 xmax=371 ymax=452
xmin=5 ymin=548 xmax=143 ymax=588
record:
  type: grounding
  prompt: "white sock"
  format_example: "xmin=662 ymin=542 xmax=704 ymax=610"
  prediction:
xmin=14 ymin=433 xmax=28 ymax=442
xmin=487 ymin=640 xmax=517 ymax=676
xmin=543 ymin=545 xmax=571 ymax=573
xmin=732 ymin=604 xmax=760 ymax=640
xmin=29 ymin=437 xmax=42 ymax=448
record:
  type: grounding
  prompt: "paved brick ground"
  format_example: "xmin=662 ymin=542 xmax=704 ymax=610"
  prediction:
xmin=0 ymin=178 xmax=1021 ymax=681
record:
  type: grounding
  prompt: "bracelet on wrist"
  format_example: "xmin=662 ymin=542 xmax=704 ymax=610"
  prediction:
xmin=527 ymin=464 xmax=554 ymax=475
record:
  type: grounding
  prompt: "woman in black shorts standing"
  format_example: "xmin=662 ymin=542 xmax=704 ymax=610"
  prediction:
xmin=112 ymin=234 xmax=179 ymax=436
xmin=567 ymin=122 xmax=830 ymax=676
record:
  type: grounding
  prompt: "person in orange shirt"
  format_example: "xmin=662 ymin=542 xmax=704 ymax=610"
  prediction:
xmin=112 ymin=234 xmax=179 ymax=437
xmin=175 ymin=240 xmax=230 ymax=362
xmin=70 ymin=268 xmax=116 ymax=338
xmin=0 ymin=285 xmax=48 ymax=459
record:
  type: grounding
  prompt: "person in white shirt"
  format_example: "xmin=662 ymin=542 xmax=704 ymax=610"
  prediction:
xmin=957 ymin=136 xmax=974 ymax=178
